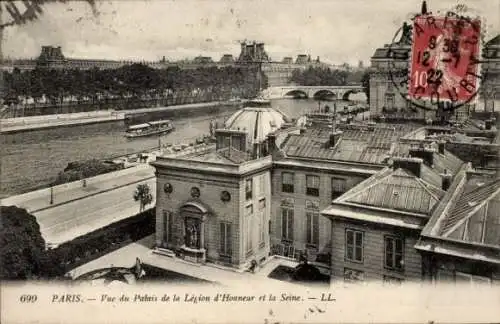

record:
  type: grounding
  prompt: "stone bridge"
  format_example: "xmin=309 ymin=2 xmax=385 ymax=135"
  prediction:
xmin=262 ymin=85 xmax=364 ymax=100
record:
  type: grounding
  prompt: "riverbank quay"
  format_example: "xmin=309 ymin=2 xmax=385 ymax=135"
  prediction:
xmin=1 ymin=163 xmax=154 ymax=213
xmin=0 ymin=141 xmax=215 ymax=246
xmin=1 ymin=163 xmax=156 ymax=247
xmin=0 ymin=101 xmax=240 ymax=134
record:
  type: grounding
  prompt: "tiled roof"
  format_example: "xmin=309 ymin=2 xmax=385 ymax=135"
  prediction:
xmin=339 ymin=167 xmax=445 ymax=215
xmin=439 ymin=177 xmax=500 ymax=246
xmin=281 ymin=124 xmax=417 ymax=164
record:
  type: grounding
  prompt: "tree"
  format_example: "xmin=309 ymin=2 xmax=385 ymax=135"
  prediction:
xmin=133 ymin=183 xmax=154 ymax=212
xmin=0 ymin=206 xmax=63 ymax=280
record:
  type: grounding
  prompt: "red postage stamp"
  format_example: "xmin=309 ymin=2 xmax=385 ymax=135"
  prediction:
xmin=408 ymin=14 xmax=482 ymax=103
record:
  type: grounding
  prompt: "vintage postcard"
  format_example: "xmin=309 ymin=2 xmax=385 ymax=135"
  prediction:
xmin=1 ymin=0 xmax=499 ymax=323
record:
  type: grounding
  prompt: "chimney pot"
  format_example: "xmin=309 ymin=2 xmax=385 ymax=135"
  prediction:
xmin=409 ymin=146 xmax=434 ymax=167
xmin=438 ymin=141 xmax=445 ymax=154
xmin=441 ymin=170 xmax=452 ymax=191
xmin=329 ymin=131 xmax=343 ymax=148
xmin=485 ymin=119 xmax=492 ymax=130
xmin=392 ymin=157 xmax=423 ymax=178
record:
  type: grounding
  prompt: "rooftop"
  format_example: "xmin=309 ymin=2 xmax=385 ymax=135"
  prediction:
xmin=335 ymin=167 xmax=445 ymax=215
xmin=280 ymin=123 xmax=421 ymax=165
xmin=416 ymin=170 xmax=500 ymax=263
xmin=425 ymin=172 xmax=500 ymax=247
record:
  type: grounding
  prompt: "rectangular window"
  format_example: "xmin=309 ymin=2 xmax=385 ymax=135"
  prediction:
xmin=305 ymin=200 xmax=320 ymax=247
xmin=245 ymin=178 xmax=253 ymax=200
xmin=163 ymin=210 xmax=173 ymax=244
xmin=281 ymin=207 xmax=294 ymax=242
xmin=259 ymin=198 xmax=266 ymax=247
xmin=306 ymin=175 xmax=320 ymax=196
xmin=331 ymin=177 xmax=347 ymax=200
xmin=345 ymin=229 xmax=363 ymax=263
xmin=384 ymin=236 xmax=404 ymax=271
xmin=281 ymin=172 xmax=294 ymax=193
xmin=219 ymin=222 xmax=232 ymax=256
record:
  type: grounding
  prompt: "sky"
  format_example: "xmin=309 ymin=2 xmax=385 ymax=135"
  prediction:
xmin=2 ymin=0 xmax=500 ymax=65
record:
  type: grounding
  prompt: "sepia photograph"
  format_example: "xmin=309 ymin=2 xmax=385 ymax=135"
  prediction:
xmin=0 ymin=0 xmax=499 ymax=323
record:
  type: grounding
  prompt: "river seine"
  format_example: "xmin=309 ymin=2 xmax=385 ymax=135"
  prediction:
xmin=1 ymin=99 xmax=352 ymax=198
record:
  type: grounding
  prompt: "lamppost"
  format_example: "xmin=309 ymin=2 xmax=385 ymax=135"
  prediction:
xmin=50 ymin=186 xmax=54 ymax=205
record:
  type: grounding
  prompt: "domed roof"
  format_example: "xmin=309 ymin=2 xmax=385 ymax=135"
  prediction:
xmin=224 ymin=100 xmax=290 ymax=144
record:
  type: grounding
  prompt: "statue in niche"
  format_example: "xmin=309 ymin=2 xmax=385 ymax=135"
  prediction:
xmin=185 ymin=218 xmax=200 ymax=249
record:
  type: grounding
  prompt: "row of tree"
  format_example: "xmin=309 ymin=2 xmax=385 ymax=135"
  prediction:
xmin=290 ymin=66 xmax=351 ymax=86
xmin=3 ymin=64 xmax=267 ymax=106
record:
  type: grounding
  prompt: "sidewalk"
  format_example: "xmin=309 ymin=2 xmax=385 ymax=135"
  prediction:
xmin=68 ymin=235 xmax=307 ymax=290
xmin=1 ymin=164 xmax=155 ymax=213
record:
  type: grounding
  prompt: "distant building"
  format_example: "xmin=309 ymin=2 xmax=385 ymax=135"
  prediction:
xmin=237 ymin=41 xmax=270 ymax=63
xmin=282 ymin=57 xmax=293 ymax=64
xmin=219 ymin=54 xmax=234 ymax=63
xmin=482 ymin=35 xmax=500 ymax=112
xmin=193 ymin=56 xmax=214 ymax=64
xmin=295 ymin=55 xmax=309 ymax=64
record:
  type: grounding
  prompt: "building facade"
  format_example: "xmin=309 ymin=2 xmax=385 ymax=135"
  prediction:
xmin=321 ymin=148 xmax=466 ymax=283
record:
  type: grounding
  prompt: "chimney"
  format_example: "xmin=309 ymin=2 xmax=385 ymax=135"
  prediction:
xmin=441 ymin=169 xmax=452 ymax=191
xmin=392 ymin=157 xmax=423 ymax=178
xmin=485 ymin=119 xmax=492 ymax=130
xmin=329 ymin=131 xmax=343 ymax=148
xmin=438 ymin=141 xmax=445 ymax=154
xmin=409 ymin=144 xmax=434 ymax=167
xmin=421 ymin=1 xmax=428 ymax=15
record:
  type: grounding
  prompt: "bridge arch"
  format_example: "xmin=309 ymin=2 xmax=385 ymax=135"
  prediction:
xmin=342 ymin=89 xmax=366 ymax=101
xmin=312 ymin=90 xmax=337 ymax=100
xmin=284 ymin=90 xmax=308 ymax=99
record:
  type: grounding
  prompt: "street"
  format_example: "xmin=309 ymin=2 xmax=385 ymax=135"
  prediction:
xmin=36 ymin=177 xmax=156 ymax=247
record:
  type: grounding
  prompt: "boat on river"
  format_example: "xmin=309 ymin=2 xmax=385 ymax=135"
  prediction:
xmin=125 ymin=119 xmax=175 ymax=138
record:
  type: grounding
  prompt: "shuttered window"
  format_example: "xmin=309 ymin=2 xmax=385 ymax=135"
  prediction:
xmin=384 ymin=236 xmax=404 ymax=271
xmin=281 ymin=172 xmax=294 ymax=193
xmin=345 ymin=229 xmax=363 ymax=263
xmin=306 ymin=175 xmax=320 ymax=196
xmin=331 ymin=177 xmax=347 ymax=199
